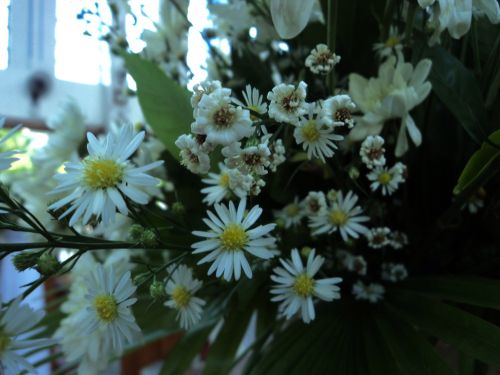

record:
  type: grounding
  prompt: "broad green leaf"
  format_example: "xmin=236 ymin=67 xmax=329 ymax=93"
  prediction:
xmin=387 ymin=289 xmax=500 ymax=368
xmin=375 ymin=308 xmax=456 ymax=375
xmin=454 ymin=129 xmax=500 ymax=193
xmin=400 ymin=276 xmax=500 ymax=310
xmin=159 ymin=325 xmax=212 ymax=375
xmin=203 ymin=304 xmax=253 ymax=375
xmin=424 ymin=46 xmax=490 ymax=144
xmin=123 ymin=53 xmax=192 ymax=160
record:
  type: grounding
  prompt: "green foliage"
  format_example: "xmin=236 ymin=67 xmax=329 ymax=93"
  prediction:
xmin=123 ymin=53 xmax=192 ymax=160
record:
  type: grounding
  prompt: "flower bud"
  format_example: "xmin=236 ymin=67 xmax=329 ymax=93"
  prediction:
xmin=301 ymin=246 xmax=313 ymax=258
xmin=141 ymin=229 xmax=159 ymax=248
xmin=149 ymin=280 xmax=166 ymax=299
xmin=36 ymin=253 xmax=61 ymax=276
xmin=172 ymin=202 xmax=185 ymax=215
xmin=12 ymin=251 xmax=41 ymax=272
xmin=129 ymin=224 xmax=145 ymax=242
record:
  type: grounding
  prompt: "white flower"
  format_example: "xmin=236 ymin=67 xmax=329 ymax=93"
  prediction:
xmin=367 ymin=162 xmax=406 ymax=196
xmin=349 ymin=55 xmax=432 ymax=156
xmin=274 ymin=197 xmax=305 ymax=229
xmin=267 ymin=82 xmax=308 ymax=125
xmin=192 ymin=89 xmax=253 ymax=146
xmin=0 ymin=119 xmax=20 ymax=172
xmin=80 ymin=265 xmax=141 ymax=353
xmin=463 ymin=187 xmax=486 ymax=214
xmin=234 ymin=85 xmax=268 ymax=118
xmin=309 ymin=190 xmax=369 ymax=241
xmin=293 ymin=106 xmax=343 ymax=162
xmin=303 ymin=191 xmax=327 ymax=216
xmin=201 ymin=163 xmax=252 ymax=205
xmin=49 ymin=125 xmax=163 ymax=226
xmin=191 ymin=80 xmax=230 ymax=114
xmin=270 ymin=0 xmax=316 ymax=39
xmin=381 ymin=262 xmax=408 ymax=282
xmin=0 ymin=298 xmax=55 ymax=374
xmin=360 ymin=135 xmax=386 ymax=168
xmin=345 ymin=255 xmax=368 ymax=275
xmin=366 ymin=227 xmax=391 ymax=249
xmin=175 ymin=134 xmax=211 ymax=175
xmin=268 ymin=138 xmax=286 ymax=172
xmin=165 ymin=265 xmax=206 ymax=330
xmin=192 ymin=199 xmax=276 ymax=281
xmin=323 ymin=94 xmax=356 ymax=128
xmin=352 ymin=281 xmax=385 ymax=303
xmin=222 ymin=141 xmax=271 ymax=175
xmin=389 ymin=230 xmax=409 ymax=249
xmin=373 ymin=26 xmax=404 ymax=59
xmin=305 ymin=44 xmax=340 ymax=75
xmin=270 ymin=249 xmax=342 ymax=323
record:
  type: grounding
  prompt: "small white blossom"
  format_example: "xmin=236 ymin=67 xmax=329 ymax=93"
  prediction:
xmin=222 ymin=141 xmax=271 ymax=175
xmin=201 ymin=163 xmax=252 ymax=205
xmin=268 ymin=138 xmax=286 ymax=172
xmin=234 ymin=85 xmax=268 ymax=118
xmin=463 ymin=187 xmax=486 ymax=214
xmin=352 ymin=281 xmax=385 ymax=303
xmin=366 ymin=227 xmax=391 ymax=249
xmin=175 ymin=134 xmax=211 ymax=175
xmin=270 ymin=249 xmax=342 ymax=323
xmin=381 ymin=262 xmax=408 ymax=282
xmin=389 ymin=231 xmax=409 ymax=249
xmin=267 ymin=82 xmax=308 ymax=125
xmin=345 ymin=255 xmax=368 ymax=276
xmin=165 ymin=265 xmax=206 ymax=330
xmin=303 ymin=191 xmax=328 ymax=216
xmin=360 ymin=135 xmax=386 ymax=169
xmin=367 ymin=162 xmax=406 ymax=196
xmin=323 ymin=95 xmax=356 ymax=128
xmin=274 ymin=197 xmax=305 ymax=229
xmin=191 ymin=80 xmax=230 ymax=114
xmin=373 ymin=26 xmax=404 ymax=59
xmin=305 ymin=44 xmax=340 ymax=75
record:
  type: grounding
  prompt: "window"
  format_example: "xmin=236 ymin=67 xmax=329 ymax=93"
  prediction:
xmin=0 ymin=0 xmax=10 ymax=70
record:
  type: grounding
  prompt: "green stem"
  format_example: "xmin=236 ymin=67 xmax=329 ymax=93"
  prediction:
xmin=404 ymin=2 xmax=417 ymax=42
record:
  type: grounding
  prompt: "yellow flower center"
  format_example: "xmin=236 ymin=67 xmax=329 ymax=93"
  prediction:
xmin=385 ymin=36 xmax=400 ymax=48
xmin=301 ymin=121 xmax=320 ymax=142
xmin=219 ymin=173 xmax=230 ymax=188
xmin=219 ymin=223 xmax=248 ymax=251
xmin=329 ymin=210 xmax=348 ymax=226
xmin=293 ymin=273 xmax=315 ymax=297
xmin=94 ymin=294 xmax=119 ymax=322
xmin=378 ymin=172 xmax=392 ymax=185
xmin=83 ymin=159 xmax=124 ymax=189
xmin=286 ymin=204 xmax=300 ymax=217
xmin=0 ymin=329 xmax=10 ymax=353
xmin=172 ymin=286 xmax=191 ymax=308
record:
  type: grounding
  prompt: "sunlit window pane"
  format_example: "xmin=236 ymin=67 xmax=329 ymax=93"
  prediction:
xmin=54 ymin=0 xmax=111 ymax=85
xmin=0 ymin=0 xmax=10 ymax=70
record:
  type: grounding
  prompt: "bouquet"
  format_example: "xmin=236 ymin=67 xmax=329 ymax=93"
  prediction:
xmin=1 ymin=0 xmax=500 ymax=374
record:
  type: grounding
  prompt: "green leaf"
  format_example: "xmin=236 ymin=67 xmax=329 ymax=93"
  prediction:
xmin=159 ymin=325 xmax=213 ymax=375
xmin=387 ymin=289 xmax=500 ymax=368
xmin=424 ymin=46 xmax=490 ymax=144
xmin=203 ymin=304 xmax=253 ymax=375
xmin=123 ymin=53 xmax=192 ymax=160
xmin=400 ymin=276 xmax=500 ymax=310
xmin=375 ymin=308 xmax=456 ymax=375
xmin=454 ymin=129 xmax=500 ymax=193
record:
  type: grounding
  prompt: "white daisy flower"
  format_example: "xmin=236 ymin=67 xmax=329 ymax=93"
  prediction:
xmin=293 ymin=106 xmax=343 ymax=162
xmin=49 ymin=125 xmax=163 ymax=226
xmin=0 ymin=298 xmax=55 ymax=374
xmin=352 ymin=281 xmax=385 ymax=303
xmin=201 ymin=163 xmax=252 ymax=205
xmin=345 ymin=255 xmax=368 ymax=275
xmin=373 ymin=26 xmax=404 ymax=59
xmin=366 ymin=227 xmax=391 ymax=249
xmin=222 ymin=141 xmax=271 ymax=175
xmin=305 ymin=44 xmax=341 ymax=75
xmin=192 ymin=89 xmax=253 ymax=146
xmin=267 ymin=82 xmax=308 ymax=125
xmin=303 ymin=191 xmax=328 ymax=216
xmin=175 ymin=134 xmax=211 ymax=175
xmin=309 ymin=190 xmax=369 ymax=241
xmin=367 ymin=162 xmax=406 ymax=196
xmin=360 ymin=135 xmax=386 ymax=169
xmin=234 ymin=84 xmax=268 ymax=119
xmin=323 ymin=94 xmax=356 ymax=128
xmin=389 ymin=230 xmax=409 ymax=249
xmin=274 ymin=197 xmax=305 ymax=229
xmin=80 ymin=265 xmax=141 ymax=353
xmin=192 ymin=199 xmax=276 ymax=281
xmin=164 ymin=264 xmax=206 ymax=330
xmin=381 ymin=262 xmax=408 ymax=282
xmin=0 ymin=119 xmax=21 ymax=172
xmin=270 ymin=249 xmax=342 ymax=324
